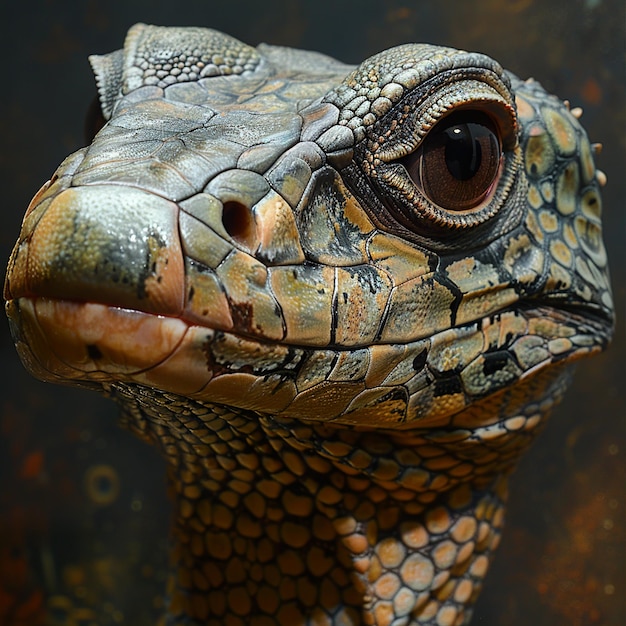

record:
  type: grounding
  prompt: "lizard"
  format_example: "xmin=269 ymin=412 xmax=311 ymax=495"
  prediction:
xmin=4 ymin=23 xmax=614 ymax=626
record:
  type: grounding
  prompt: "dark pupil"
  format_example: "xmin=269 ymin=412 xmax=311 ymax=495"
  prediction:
xmin=444 ymin=122 xmax=484 ymax=181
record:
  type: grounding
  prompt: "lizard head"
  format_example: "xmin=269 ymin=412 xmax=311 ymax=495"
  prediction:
xmin=3 ymin=23 xmax=615 ymax=626
xmin=4 ymin=24 xmax=613 ymax=428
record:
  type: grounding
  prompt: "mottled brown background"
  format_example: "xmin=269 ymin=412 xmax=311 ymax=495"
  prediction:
xmin=0 ymin=1 xmax=624 ymax=625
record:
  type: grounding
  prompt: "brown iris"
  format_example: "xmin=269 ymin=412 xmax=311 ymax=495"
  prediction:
xmin=402 ymin=110 xmax=502 ymax=211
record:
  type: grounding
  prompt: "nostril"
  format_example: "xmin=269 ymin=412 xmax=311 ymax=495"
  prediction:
xmin=222 ymin=200 xmax=257 ymax=250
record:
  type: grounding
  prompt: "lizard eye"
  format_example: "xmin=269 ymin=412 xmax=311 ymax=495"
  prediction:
xmin=402 ymin=110 xmax=502 ymax=211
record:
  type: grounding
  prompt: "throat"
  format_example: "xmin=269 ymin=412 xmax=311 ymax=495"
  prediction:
xmin=109 ymin=389 xmax=524 ymax=626
xmin=109 ymin=372 xmax=568 ymax=625
xmin=164 ymin=465 xmax=508 ymax=626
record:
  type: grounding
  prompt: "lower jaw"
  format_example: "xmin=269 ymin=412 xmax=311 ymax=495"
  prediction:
xmin=5 ymin=296 xmax=600 ymax=429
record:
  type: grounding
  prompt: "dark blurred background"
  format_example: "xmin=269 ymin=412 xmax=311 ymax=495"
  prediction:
xmin=0 ymin=1 xmax=624 ymax=625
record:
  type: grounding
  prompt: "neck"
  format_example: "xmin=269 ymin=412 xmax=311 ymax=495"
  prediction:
xmin=165 ymin=453 xmax=507 ymax=626
xmin=113 ymin=369 xmax=569 ymax=625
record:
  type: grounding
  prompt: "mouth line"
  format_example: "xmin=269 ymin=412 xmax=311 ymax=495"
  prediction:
xmin=520 ymin=299 xmax=614 ymax=347
xmin=6 ymin=294 xmax=611 ymax=425
xmin=7 ymin=293 xmax=612 ymax=356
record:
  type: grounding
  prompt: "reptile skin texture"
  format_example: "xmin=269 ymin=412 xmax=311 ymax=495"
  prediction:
xmin=4 ymin=24 xmax=614 ymax=626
